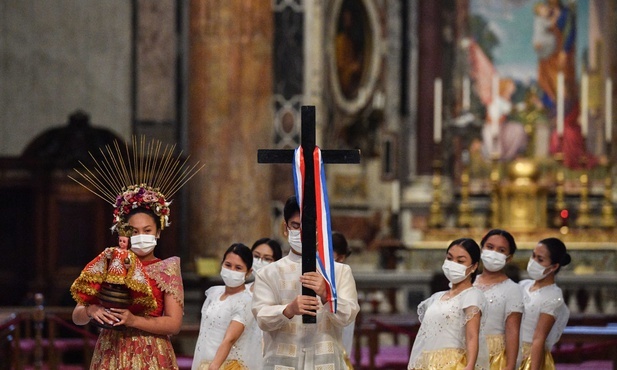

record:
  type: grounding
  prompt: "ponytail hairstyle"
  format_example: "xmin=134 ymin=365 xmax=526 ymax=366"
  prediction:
xmin=539 ymin=237 xmax=571 ymax=274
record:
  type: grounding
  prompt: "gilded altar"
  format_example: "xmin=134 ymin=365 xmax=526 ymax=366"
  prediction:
xmin=497 ymin=158 xmax=548 ymax=231
xmin=419 ymin=145 xmax=617 ymax=275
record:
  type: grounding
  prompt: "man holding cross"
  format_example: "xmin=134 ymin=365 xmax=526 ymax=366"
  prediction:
xmin=252 ymin=195 xmax=360 ymax=369
xmin=253 ymin=106 xmax=361 ymax=368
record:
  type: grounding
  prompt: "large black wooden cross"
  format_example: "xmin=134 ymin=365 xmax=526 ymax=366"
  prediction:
xmin=258 ymin=105 xmax=361 ymax=323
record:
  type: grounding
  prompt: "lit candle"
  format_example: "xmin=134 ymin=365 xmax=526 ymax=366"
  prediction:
xmin=491 ymin=75 xmax=499 ymax=125
xmin=557 ymin=72 xmax=565 ymax=136
xmin=434 ymin=78 xmax=442 ymax=143
xmin=391 ymin=180 xmax=400 ymax=213
xmin=491 ymin=75 xmax=500 ymax=149
xmin=581 ymin=73 xmax=589 ymax=138
xmin=462 ymin=76 xmax=470 ymax=111
xmin=607 ymin=78 xmax=613 ymax=142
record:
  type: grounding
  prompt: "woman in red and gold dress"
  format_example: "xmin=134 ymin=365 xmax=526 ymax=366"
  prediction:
xmin=69 ymin=138 xmax=202 ymax=370
xmin=71 ymin=191 xmax=184 ymax=369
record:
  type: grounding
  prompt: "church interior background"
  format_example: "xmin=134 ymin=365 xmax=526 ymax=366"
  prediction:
xmin=2 ymin=0 xmax=617 ymax=367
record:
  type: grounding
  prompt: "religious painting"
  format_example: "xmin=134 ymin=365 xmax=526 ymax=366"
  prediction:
xmin=325 ymin=0 xmax=384 ymax=158
xmin=327 ymin=0 xmax=383 ymax=114
xmin=460 ymin=0 xmax=609 ymax=177
xmin=335 ymin=0 xmax=366 ymax=101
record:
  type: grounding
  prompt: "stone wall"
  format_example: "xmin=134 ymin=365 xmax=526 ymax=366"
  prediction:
xmin=0 ymin=0 xmax=132 ymax=156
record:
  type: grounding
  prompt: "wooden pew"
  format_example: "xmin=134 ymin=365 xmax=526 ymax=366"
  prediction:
xmin=0 ymin=313 xmax=21 ymax=370
xmin=0 ymin=303 xmax=98 ymax=369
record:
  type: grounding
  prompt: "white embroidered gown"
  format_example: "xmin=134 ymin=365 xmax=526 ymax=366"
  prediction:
xmin=518 ymin=279 xmax=569 ymax=368
xmin=408 ymin=287 xmax=489 ymax=370
xmin=192 ymin=286 xmax=263 ymax=369
xmin=474 ymin=278 xmax=524 ymax=368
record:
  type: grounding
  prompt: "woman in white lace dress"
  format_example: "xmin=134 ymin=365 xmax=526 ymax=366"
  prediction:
xmin=408 ymin=238 xmax=489 ymax=370
xmin=474 ymin=229 xmax=524 ymax=370
xmin=518 ymin=238 xmax=571 ymax=370
xmin=192 ymin=244 xmax=263 ymax=370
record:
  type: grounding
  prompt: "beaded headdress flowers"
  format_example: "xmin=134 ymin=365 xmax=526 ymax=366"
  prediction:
xmin=69 ymin=136 xmax=203 ymax=231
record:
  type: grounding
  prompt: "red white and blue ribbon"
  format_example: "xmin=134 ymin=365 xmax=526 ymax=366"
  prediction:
xmin=293 ymin=146 xmax=338 ymax=313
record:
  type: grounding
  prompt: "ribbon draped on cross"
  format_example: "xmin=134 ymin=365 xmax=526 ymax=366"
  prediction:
xmin=293 ymin=146 xmax=338 ymax=313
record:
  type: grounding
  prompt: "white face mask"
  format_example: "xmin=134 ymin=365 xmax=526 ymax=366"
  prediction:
xmin=220 ymin=267 xmax=246 ymax=288
xmin=252 ymin=258 xmax=270 ymax=272
xmin=288 ymin=229 xmax=302 ymax=253
xmin=442 ymin=259 xmax=472 ymax=284
xmin=130 ymin=234 xmax=157 ymax=256
xmin=527 ymin=258 xmax=552 ymax=280
xmin=481 ymin=250 xmax=508 ymax=272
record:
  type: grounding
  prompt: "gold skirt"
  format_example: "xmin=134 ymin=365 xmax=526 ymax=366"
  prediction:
xmin=90 ymin=328 xmax=178 ymax=370
xmin=487 ymin=334 xmax=507 ymax=370
xmin=411 ymin=348 xmax=467 ymax=370
xmin=344 ymin=353 xmax=354 ymax=370
xmin=196 ymin=359 xmax=246 ymax=370
xmin=519 ymin=342 xmax=556 ymax=370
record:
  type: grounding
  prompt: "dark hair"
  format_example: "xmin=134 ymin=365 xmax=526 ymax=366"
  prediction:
xmin=480 ymin=229 xmax=517 ymax=255
xmin=251 ymin=237 xmax=283 ymax=261
xmin=447 ymin=238 xmax=481 ymax=282
xmin=332 ymin=231 xmax=351 ymax=257
xmin=283 ymin=195 xmax=300 ymax=223
xmin=222 ymin=243 xmax=253 ymax=270
xmin=126 ymin=207 xmax=162 ymax=230
xmin=539 ymin=237 xmax=571 ymax=273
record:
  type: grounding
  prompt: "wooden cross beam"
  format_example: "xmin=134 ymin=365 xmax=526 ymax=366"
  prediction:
xmin=258 ymin=105 xmax=361 ymax=323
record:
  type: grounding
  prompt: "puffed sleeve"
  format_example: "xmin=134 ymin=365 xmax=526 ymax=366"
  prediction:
xmin=540 ymin=289 xmax=566 ymax=317
xmin=417 ymin=293 xmax=438 ymax=323
xmin=505 ymin=280 xmax=524 ymax=317
xmin=231 ymin=292 xmax=253 ymax=326
xmin=199 ymin=286 xmax=214 ymax=315
xmin=461 ymin=288 xmax=486 ymax=311
xmin=147 ymin=256 xmax=184 ymax=308
xmin=461 ymin=288 xmax=487 ymax=324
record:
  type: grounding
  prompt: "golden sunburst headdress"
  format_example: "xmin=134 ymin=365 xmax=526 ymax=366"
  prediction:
xmin=69 ymin=136 xmax=204 ymax=231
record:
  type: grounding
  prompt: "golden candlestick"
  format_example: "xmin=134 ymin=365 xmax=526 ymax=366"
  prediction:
xmin=601 ymin=158 xmax=615 ymax=228
xmin=553 ymin=152 xmax=567 ymax=229
xmin=601 ymin=174 xmax=615 ymax=227
xmin=489 ymin=153 xmax=500 ymax=227
xmin=575 ymin=171 xmax=591 ymax=228
xmin=457 ymin=163 xmax=472 ymax=228
xmin=428 ymin=159 xmax=444 ymax=228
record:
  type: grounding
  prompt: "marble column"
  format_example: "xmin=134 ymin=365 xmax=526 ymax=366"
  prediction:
xmin=188 ymin=0 xmax=273 ymax=257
